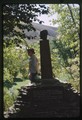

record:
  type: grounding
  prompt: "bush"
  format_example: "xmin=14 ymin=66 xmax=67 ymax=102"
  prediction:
xmin=4 ymin=87 xmax=14 ymax=111
xmin=3 ymin=39 xmax=29 ymax=111
xmin=4 ymin=68 xmax=14 ymax=83
xmin=3 ymin=40 xmax=29 ymax=82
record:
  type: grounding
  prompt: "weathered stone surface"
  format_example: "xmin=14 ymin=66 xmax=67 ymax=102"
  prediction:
xmin=4 ymin=80 xmax=80 ymax=118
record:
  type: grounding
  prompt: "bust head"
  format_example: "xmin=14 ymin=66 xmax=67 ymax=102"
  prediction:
xmin=40 ymin=30 xmax=48 ymax=40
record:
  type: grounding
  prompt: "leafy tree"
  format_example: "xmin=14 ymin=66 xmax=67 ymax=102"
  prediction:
xmin=49 ymin=4 xmax=80 ymax=92
xmin=3 ymin=4 xmax=49 ymax=40
xmin=3 ymin=39 xmax=29 ymax=83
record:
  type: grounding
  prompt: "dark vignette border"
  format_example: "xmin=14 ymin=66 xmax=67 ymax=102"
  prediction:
xmin=0 ymin=0 xmax=81 ymax=119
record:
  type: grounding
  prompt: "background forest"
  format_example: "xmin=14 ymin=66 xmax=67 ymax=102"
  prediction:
xmin=3 ymin=4 xmax=80 ymax=112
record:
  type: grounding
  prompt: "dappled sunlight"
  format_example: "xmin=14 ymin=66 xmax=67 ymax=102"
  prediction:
xmin=3 ymin=4 xmax=80 ymax=118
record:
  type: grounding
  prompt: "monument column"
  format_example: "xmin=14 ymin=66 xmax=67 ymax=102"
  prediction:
xmin=40 ymin=30 xmax=53 ymax=79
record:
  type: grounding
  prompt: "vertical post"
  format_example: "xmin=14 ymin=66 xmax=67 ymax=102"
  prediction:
xmin=40 ymin=30 xmax=53 ymax=79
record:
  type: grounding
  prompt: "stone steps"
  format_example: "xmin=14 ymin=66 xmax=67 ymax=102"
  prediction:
xmin=4 ymin=81 xmax=80 ymax=118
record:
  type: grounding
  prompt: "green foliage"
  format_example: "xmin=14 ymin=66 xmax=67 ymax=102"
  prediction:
xmin=3 ymin=4 xmax=49 ymax=37
xmin=20 ymin=68 xmax=28 ymax=79
xmin=4 ymin=79 xmax=30 ymax=111
xmin=3 ymin=39 xmax=29 ymax=83
xmin=4 ymin=87 xmax=14 ymax=111
xmin=4 ymin=68 xmax=13 ymax=83
xmin=49 ymin=4 xmax=80 ymax=92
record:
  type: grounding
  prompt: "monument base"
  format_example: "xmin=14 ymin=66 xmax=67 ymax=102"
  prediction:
xmin=40 ymin=78 xmax=61 ymax=86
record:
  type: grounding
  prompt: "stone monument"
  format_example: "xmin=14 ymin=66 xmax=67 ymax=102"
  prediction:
xmin=40 ymin=30 xmax=53 ymax=82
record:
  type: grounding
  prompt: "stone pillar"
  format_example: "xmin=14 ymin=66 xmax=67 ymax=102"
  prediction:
xmin=40 ymin=30 xmax=53 ymax=79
